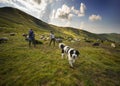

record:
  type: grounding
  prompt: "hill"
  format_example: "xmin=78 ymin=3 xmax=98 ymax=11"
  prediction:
xmin=0 ymin=7 xmax=120 ymax=86
xmin=0 ymin=7 xmax=120 ymax=43
xmin=98 ymin=33 xmax=120 ymax=43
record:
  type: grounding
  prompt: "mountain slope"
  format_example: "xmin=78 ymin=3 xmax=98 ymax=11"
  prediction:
xmin=99 ymin=33 xmax=120 ymax=43
xmin=0 ymin=7 xmax=120 ymax=86
xmin=0 ymin=7 xmax=52 ymax=31
xmin=0 ymin=7 xmax=120 ymax=42
xmin=0 ymin=7 xmax=82 ymax=38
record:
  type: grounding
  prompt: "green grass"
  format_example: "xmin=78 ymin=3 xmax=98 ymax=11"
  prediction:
xmin=0 ymin=7 xmax=120 ymax=86
xmin=0 ymin=31 xmax=120 ymax=86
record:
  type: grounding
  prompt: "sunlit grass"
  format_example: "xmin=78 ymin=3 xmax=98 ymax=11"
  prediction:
xmin=0 ymin=7 xmax=120 ymax=86
xmin=0 ymin=31 xmax=120 ymax=86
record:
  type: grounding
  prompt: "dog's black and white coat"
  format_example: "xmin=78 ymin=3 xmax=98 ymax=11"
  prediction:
xmin=59 ymin=43 xmax=80 ymax=67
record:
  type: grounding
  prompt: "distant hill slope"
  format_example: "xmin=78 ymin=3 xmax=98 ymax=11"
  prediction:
xmin=0 ymin=7 xmax=120 ymax=42
xmin=0 ymin=7 xmax=52 ymax=30
xmin=98 ymin=33 xmax=120 ymax=43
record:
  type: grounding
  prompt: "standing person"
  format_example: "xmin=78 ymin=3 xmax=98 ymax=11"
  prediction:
xmin=28 ymin=29 xmax=36 ymax=47
xmin=49 ymin=31 xmax=55 ymax=46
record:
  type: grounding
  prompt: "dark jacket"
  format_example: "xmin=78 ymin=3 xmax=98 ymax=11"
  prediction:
xmin=29 ymin=30 xmax=35 ymax=40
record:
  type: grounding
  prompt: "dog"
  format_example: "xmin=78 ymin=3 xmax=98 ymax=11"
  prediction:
xmin=59 ymin=43 xmax=80 ymax=68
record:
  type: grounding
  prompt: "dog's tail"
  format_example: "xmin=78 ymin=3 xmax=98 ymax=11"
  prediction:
xmin=59 ymin=43 xmax=65 ymax=49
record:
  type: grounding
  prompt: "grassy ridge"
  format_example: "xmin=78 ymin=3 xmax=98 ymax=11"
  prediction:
xmin=0 ymin=7 xmax=120 ymax=86
xmin=0 ymin=33 xmax=120 ymax=86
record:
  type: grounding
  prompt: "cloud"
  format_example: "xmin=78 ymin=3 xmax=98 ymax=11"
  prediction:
xmin=71 ymin=6 xmax=79 ymax=14
xmin=89 ymin=14 xmax=102 ymax=22
xmin=71 ymin=3 xmax=86 ymax=17
xmin=51 ymin=9 xmax=56 ymax=19
xmin=52 ymin=3 xmax=86 ymax=20
xmin=0 ymin=0 xmax=56 ymax=22
xmin=80 ymin=3 xmax=86 ymax=14
xmin=78 ymin=3 xmax=86 ymax=17
xmin=65 ymin=21 xmax=71 ymax=27
xmin=54 ymin=4 xmax=73 ymax=20
xmin=79 ymin=22 xmax=85 ymax=29
xmin=34 ymin=0 xmax=41 ymax=4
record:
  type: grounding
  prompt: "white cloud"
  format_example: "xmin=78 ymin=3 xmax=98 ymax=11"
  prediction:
xmin=78 ymin=3 xmax=86 ymax=17
xmin=0 ymin=0 xmax=56 ymax=22
xmin=34 ymin=0 xmax=41 ymax=4
xmin=71 ymin=6 xmax=79 ymax=14
xmin=69 ymin=14 xmax=74 ymax=20
xmin=52 ymin=3 xmax=86 ymax=20
xmin=71 ymin=3 xmax=86 ymax=17
xmin=0 ymin=0 xmax=86 ymax=24
xmin=89 ymin=14 xmax=102 ymax=22
xmin=65 ymin=21 xmax=71 ymax=27
xmin=80 ymin=3 xmax=86 ymax=14
xmin=51 ymin=9 xmax=56 ymax=19
xmin=79 ymin=22 xmax=85 ymax=29
xmin=54 ymin=4 xmax=73 ymax=20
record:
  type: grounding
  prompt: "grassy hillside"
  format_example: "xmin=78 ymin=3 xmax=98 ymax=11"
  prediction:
xmin=98 ymin=33 xmax=120 ymax=43
xmin=0 ymin=7 xmax=120 ymax=42
xmin=0 ymin=7 xmax=120 ymax=86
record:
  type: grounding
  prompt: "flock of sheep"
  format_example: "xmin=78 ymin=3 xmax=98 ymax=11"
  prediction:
xmin=0 ymin=32 xmax=16 ymax=43
xmin=0 ymin=32 xmax=117 ymax=48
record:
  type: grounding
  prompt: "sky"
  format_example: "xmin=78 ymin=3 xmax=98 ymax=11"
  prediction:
xmin=0 ymin=0 xmax=120 ymax=33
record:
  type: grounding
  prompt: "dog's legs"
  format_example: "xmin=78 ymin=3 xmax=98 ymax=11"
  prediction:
xmin=61 ymin=49 xmax=64 ymax=59
xmin=73 ymin=59 xmax=75 ymax=63
xmin=68 ymin=54 xmax=74 ymax=67
xmin=65 ymin=54 xmax=68 ymax=59
xmin=61 ymin=53 xmax=64 ymax=59
xmin=69 ymin=60 xmax=73 ymax=67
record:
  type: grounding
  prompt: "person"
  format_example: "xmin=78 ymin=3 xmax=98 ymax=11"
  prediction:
xmin=49 ymin=31 xmax=55 ymax=46
xmin=28 ymin=29 xmax=36 ymax=47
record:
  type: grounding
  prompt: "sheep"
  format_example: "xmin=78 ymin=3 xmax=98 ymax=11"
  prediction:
xmin=10 ymin=33 xmax=16 ymax=36
xmin=111 ymin=43 xmax=116 ymax=48
xmin=55 ymin=38 xmax=62 ymax=43
xmin=92 ymin=43 xmax=100 ymax=46
xmin=22 ymin=33 xmax=28 ymax=37
xmin=85 ymin=40 xmax=93 ymax=43
xmin=40 ymin=35 xmax=45 ymax=39
xmin=22 ymin=33 xmax=29 ymax=41
xmin=67 ymin=37 xmax=73 ymax=41
xmin=22 ymin=35 xmax=29 ymax=41
xmin=0 ymin=37 xmax=9 ymax=43
xmin=74 ymin=38 xmax=80 ymax=42
xmin=40 ymin=35 xmax=50 ymax=41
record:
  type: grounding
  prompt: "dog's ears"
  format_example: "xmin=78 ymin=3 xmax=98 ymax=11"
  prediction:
xmin=70 ymin=50 xmax=74 ymax=54
xmin=61 ymin=49 xmax=64 ymax=53
xmin=59 ymin=43 xmax=65 ymax=49
xmin=61 ymin=45 xmax=65 ymax=49
xmin=76 ymin=50 xmax=80 ymax=56
xmin=70 ymin=50 xmax=74 ymax=57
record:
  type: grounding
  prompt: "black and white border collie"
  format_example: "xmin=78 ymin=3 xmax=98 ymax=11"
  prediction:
xmin=59 ymin=43 xmax=80 ymax=67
